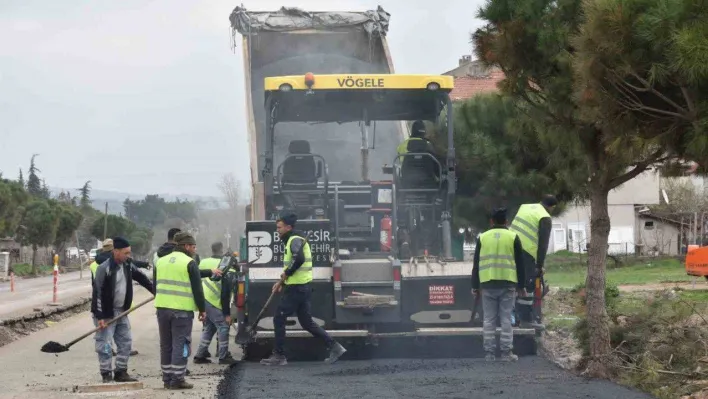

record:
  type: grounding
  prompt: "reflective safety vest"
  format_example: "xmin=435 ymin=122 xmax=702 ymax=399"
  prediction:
xmin=90 ymin=262 xmax=99 ymax=279
xmin=283 ymin=235 xmax=313 ymax=285
xmin=478 ymin=228 xmax=518 ymax=283
xmin=154 ymin=251 xmax=197 ymax=312
xmin=510 ymin=203 xmax=551 ymax=261
xmin=396 ymin=137 xmax=426 ymax=155
xmin=199 ymin=257 xmax=228 ymax=310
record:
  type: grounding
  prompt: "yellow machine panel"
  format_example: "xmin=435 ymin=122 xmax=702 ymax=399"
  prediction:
xmin=265 ymin=74 xmax=454 ymax=91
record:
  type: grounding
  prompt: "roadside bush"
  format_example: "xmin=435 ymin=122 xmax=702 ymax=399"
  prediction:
xmin=574 ymin=290 xmax=708 ymax=399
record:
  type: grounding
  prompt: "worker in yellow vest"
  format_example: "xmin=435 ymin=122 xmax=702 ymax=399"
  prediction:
xmin=472 ymin=208 xmax=526 ymax=361
xmin=193 ymin=242 xmax=238 ymax=365
xmin=510 ymin=195 xmax=557 ymax=330
xmin=260 ymin=212 xmax=347 ymax=366
xmin=154 ymin=232 xmax=222 ymax=390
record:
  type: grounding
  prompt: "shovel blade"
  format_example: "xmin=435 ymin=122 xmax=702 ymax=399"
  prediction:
xmin=41 ymin=341 xmax=68 ymax=353
xmin=235 ymin=327 xmax=256 ymax=345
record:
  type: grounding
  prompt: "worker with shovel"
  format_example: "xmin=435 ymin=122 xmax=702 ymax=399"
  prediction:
xmin=260 ymin=212 xmax=347 ymax=366
xmin=92 ymin=237 xmax=155 ymax=383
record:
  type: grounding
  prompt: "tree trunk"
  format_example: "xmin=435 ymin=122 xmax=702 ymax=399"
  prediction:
xmin=31 ymin=244 xmax=38 ymax=275
xmin=585 ymin=184 xmax=612 ymax=378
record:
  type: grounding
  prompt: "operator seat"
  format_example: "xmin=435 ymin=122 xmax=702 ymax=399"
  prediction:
xmin=400 ymin=139 xmax=440 ymax=189
xmin=282 ymin=140 xmax=318 ymax=186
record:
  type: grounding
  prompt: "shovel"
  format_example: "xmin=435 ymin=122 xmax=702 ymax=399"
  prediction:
xmin=471 ymin=291 xmax=481 ymax=323
xmin=40 ymin=296 xmax=154 ymax=353
xmin=235 ymin=288 xmax=278 ymax=345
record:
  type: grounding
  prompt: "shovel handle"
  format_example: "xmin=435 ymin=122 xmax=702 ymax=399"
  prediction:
xmin=250 ymin=289 xmax=278 ymax=329
xmin=65 ymin=296 xmax=155 ymax=348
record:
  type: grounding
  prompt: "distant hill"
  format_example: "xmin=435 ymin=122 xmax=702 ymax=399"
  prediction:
xmin=49 ymin=187 xmax=226 ymax=215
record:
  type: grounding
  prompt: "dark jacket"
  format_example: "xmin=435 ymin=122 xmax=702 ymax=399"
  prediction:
xmin=91 ymin=250 xmax=112 ymax=288
xmin=536 ymin=217 xmax=552 ymax=268
xmin=91 ymin=255 xmax=155 ymax=320
xmin=279 ymin=230 xmax=307 ymax=280
xmin=471 ymin=225 xmax=526 ymax=290
xmin=153 ymin=246 xmax=209 ymax=313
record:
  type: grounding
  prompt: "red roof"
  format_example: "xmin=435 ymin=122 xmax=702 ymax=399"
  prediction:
xmin=449 ymin=70 xmax=505 ymax=101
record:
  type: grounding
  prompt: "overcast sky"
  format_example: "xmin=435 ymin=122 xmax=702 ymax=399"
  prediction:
xmin=0 ymin=0 xmax=484 ymax=197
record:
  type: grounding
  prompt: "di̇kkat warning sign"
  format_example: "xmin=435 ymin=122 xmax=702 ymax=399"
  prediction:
xmin=429 ymin=285 xmax=454 ymax=305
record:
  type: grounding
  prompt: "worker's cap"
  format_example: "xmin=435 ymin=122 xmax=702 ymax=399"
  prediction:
xmin=411 ymin=120 xmax=426 ymax=136
xmin=112 ymin=236 xmax=130 ymax=249
xmin=277 ymin=212 xmax=298 ymax=227
xmin=102 ymin=238 xmax=114 ymax=252
xmin=541 ymin=195 xmax=558 ymax=207
xmin=211 ymin=241 xmax=224 ymax=254
xmin=174 ymin=232 xmax=196 ymax=246
xmin=491 ymin=207 xmax=507 ymax=222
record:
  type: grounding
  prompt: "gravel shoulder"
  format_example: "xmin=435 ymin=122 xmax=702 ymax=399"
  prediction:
xmin=0 ymin=290 xmax=233 ymax=399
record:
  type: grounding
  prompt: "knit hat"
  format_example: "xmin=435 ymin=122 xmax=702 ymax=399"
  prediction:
xmin=278 ymin=212 xmax=297 ymax=228
xmin=491 ymin=208 xmax=507 ymax=224
xmin=113 ymin=237 xmax=130 ymax=249
xmin=102 ymin=238 xmax=114 ymax=252
xmin=174 ymin=232 xmax=196 ymax=246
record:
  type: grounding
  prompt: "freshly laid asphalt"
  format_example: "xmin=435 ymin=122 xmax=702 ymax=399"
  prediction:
xmin=218 ymin=357 xmax=654 ymax=399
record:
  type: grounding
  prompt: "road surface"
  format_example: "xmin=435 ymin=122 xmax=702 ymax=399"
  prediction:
xmin=0 ymin=270 xmax=93 ymax=319
xmin=0 ymin=290 xmax=225 ymax=399
xmin=220 ymin=358 xmax=653 ymax=399
xmin=0 ymin=288 xmax=654 ymax=399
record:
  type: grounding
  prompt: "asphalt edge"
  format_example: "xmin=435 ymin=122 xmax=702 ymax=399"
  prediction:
xmin=0 ymin=296 xmax=92 ymax=348
xmin=216 ymin=362 xmax=244 ymax=399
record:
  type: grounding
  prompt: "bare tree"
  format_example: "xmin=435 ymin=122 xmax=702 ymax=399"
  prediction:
xmin=216 ymin=173 xmax=246 ymax=250
xmin=218 ymin=173 xmax=242 ymax=211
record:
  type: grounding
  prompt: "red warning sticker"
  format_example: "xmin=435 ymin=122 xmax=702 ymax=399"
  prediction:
xmin=429 ymin=285 xmax=454 ymax=305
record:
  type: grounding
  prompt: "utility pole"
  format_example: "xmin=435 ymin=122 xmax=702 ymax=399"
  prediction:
xmin=103 ymin=202 xmax=108 ymax=240
xmin=75 ymin=230 xmax=83 ymax=280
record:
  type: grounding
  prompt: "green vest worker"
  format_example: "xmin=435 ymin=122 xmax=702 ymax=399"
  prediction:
xmin=472 ymin=208 xmax=526 ymax=362
xmin=154 ymin=232 xmax=219 ymax=391
xmin=509 ymin=195 xmax=557 ymax=328
xmin=260 ymin=212 xmax=347 ymax=367
xmin=193 ymin=242 xmax=238 ymax=365
xmin=396 ymin=120 xmax=436 ymax=155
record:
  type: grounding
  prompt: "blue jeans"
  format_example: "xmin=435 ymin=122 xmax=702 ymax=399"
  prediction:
xmin=93 ymin=310 xmax=131 ymax=373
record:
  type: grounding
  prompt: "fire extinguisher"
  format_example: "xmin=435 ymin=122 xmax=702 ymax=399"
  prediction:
xmin=380 ymin=215 xmax=392 ymax=252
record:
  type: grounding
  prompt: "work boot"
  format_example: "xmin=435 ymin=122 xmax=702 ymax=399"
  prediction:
xmin=113 ymin=369 xmax=138 ymax=382
xmin=205 ymin=350 xmax=212 ymax=358
xmin=485 ymin=353 xmax=496 ymax=362
xmin=531 ymin=322 xmax=546 ymax=331
xmin=186 ymin=369 xmax=191 ymax=376
xmin=219 ymin=355 xmax=239 ymax=365
xmin=325 ymin=342 xmax=347 ymax=364
xmin=130 ymin=350 xmax=139 ymax=356
xmin=260 ymin=352 xmax=287 ymax=366
xmin=101 ymin=372 xmax=113 ymax=383
xmin=167 ymin=380 xmax=194 ymax=390
xmin=193 ymin=356 xmax=211 ymax=364
xmin=500 ymin=351 xmax=519 ymax=362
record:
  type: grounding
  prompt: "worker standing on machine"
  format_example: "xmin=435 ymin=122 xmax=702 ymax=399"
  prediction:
xmin=472 ymin=208 xmax=526 ymax=361
xmin=510 ymin=195 xmax=557 ymax=330
xmin=260 ymin=212 xmax=347 ymax=366
xmin=193 ymin=242 xmax=238 ymax=365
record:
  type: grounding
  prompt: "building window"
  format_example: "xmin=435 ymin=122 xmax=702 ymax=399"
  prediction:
xmin=644 ymin=221 xmax=655 ymax=230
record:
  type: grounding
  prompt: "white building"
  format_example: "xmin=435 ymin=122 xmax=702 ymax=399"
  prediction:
xmin=551 ymin=170 xmax=663 ymax=255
